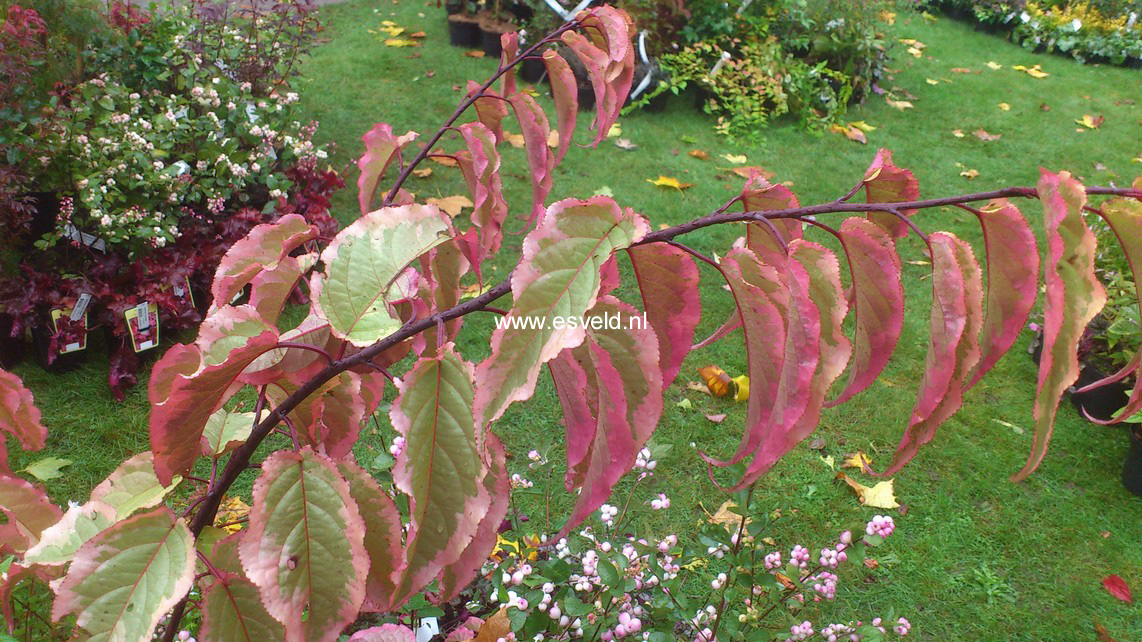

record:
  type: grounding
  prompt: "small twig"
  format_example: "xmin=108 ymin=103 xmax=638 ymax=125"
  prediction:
xmin=835 ymin=179 xmax=865 ymax=203
xmin=890 ymin=209 xmax=929 ymax=244
xmin=665 ymin=240 xmax=721 ymax=269
xmin=275 ymin=341 xmax=335 ymax=363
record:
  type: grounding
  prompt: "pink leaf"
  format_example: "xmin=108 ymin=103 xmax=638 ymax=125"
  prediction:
xmin=598 ymin=254 xmax=621 ymax=296
xmin=827 ymin=217 xmax=905 ymax=406
xmin=0 ymin=367 xmax=46 ymax=474
xmin=358 ymin=123 xmax=418 ymax=214
xmin=543 ymin=49 xmax=578 ymax=165
xmin=200 ymin=574 xmax=285 ymax=642
xmin=965 ymin=200 xmax=1040 ymax=389
xmin=742 ymin=175 xmax=802 ymax=266
xmin=1086 ymin=197 xmax=1142 ymax=423
xmin=499 ymin=32 xmax=519 ymax=97
xmin=247 ymin=254 xmax=310 ymax=326
xmin=0 ymin=473 xmax=61 ymax=555
xmin=550 ymin=348 xmax=596 ymax=480
xmin=239 ymin=448 xmax=367 ymax=642
xmin=882 ymin=233 xmax=982 ymax=476
xmin=149 ymin=306 xmax=280 ymax=484
xmin=1102 ymin=575 xmax=1133 ymax=604
xmin=337 ymin=457 xmax=404 ymax=613
xmin=563 ymin=6 xmax=635 ymax=144
xmin=456 ymin=122 xmax=508 ymax=274
xmin=210 ymin=214 xmax=317 ymax=316
xmin=436 ymin=431 xmax=510 ymax=602
xmin=560 ymin=298 xmax=663 ymax=535
xmin=468 ymin=81 xmax=509 ymax=143
xmin=628 ymin=243 xmax=702 ymax=387
xmin=507 ymin=92 xmax=555 ymax=225
xmin=349 ymin=624 xmax=417 ymax=642
xmin=862 ymin=149 xmax=920 ymax=239
xmin=706 ymin=413 xmax=726 ymax=423
xmin=1013 ymin=170 xmax=1104 ymax=481
xmin=702 ymin=249 xmax=786 ymax=469
xmin=417 ymin=241 xmax=471 ymax=357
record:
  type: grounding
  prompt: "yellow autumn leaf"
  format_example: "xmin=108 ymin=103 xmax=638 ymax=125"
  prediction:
xmin=1013 ymin=64 xmax=1049 ymax=78
xmin=952 ymin=129 xmax=965 ymax=138
xmin=849 ymin=121 xmax=877 ymax=132
xmin=426 ymin=194 xmax=474 ymax=216
xmin=926 ymin=78 xmax=939 ymax=85
xmin=960 ymin=168 xmax=980 ymax=179
xmin=429 ymin=155 xmax=458 ymax=167
xmin=1132 ymin=156 xmax=1142 ymax=163
xmin=879 ymin=10 xmax=895 ymax=25
xmin=998 ymin=102 xmax=1011 ymax=111
xmin=381 ymin=20 xmax=397 ymax=26
xmin=647 ymin=175 xmax=695 ymax=190
xmin=702 ymin=500 xmax=751 ymax=533
xmin=607 ymin=122 xmax=622 ymax=138
xmin=412 ymin=168 xmax=433 ymax=178
xmin=843 ymin=451 xmax=874 ymax=473
xmin=215 ymin=496 xmax=250 ymax=534
xmin=885 ymin=98 xmax=913 ymax=110
xmin=907 ymin=46 xmax=923 ymax=58
xmin=547 ymin=130 xmax=559 ymax=149
xmin=761 ymin=537 xmax=777 ymax=547
xmin=1075 ymin=114 xmax=1104 ymax=129
xmin=731 ymin=374 xmax=749 ymax=402
xmin=385 ymin=38 xmax=419 ymax=47
xmin=473 ymin=608 xmax=512 ymax=642
xmin=680 ymin=558 xmax=708 ymax=571
xmin=379 ymin=25 xmax=405 ymax=36
xmin=986 ymin=61 xmax=1003 ymax=70
xmin=520 ymin=86 xmax=539 ymax=97
xmin=689 ymin=149 xmax=710 ymax=160
xmin=460 ymin=282 xmax=495 ymax=300
xmin=721 ymin=153 xmax=748 ymax=164
xmin=836 ymin=473 xmax=900 ymax=509
xmin=503 ymin=131 xmax=526 ymax=148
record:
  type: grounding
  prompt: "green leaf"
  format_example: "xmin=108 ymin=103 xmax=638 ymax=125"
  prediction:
xmin=597 ymin=557 xmax=621 ymax=587
xmin=23 ymin=501 xmax=115 ymax=566
xmin=240 ymin=448 xmax=367 ymax=642
xmin=52 ymin=507 xmax=195 ymax=642
xmin=474 ymin=196 xmax=648 ymax=425
xmin=90 ymin=452 xmax=181 ymax=521
xmin=390 ymin=348 xmax=488 ymax=603
xmin=313 ymin=204 xmax=451 ymax=346
xmin=201 ymin=575 xmax=286 ymax=642
xmin=97 ymin=96 xmax=114 ymax=111
xmin=20 ymin=456 xmax=71 ymax=481
xmin=201 ymin=406 xmax=255 ymax=458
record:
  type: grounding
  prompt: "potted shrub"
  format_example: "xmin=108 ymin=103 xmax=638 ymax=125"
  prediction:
xmin=447 ymin=0 xmax=482 ymax=48
xmin=476 ymin=0 xmax=517 ymax=57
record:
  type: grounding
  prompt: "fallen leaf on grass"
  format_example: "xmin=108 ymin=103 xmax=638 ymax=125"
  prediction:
xmin=864 ymin=558 xmax=880 ymax=570
xmin=412 ymin=168 xmax=433 ymax=178
xmin=721 ymin=153 xmax=748 ymax=164
xmin=843 ymin=451 xmax=874 ymax=474
xmin=409 ymin=31 xmax=426 ymax=39
xmin=1012 ymin=63 xmax=1049 ymax=78
xmin=706 ymin=413 xmax=726 ymax=423
xmin=950 ymin=67 xmax=976 ymax=73
xmin=960 ymin=168 xmax=980 ymax=179
xmin=997 ymin=102 xmax=1011 ymax=111
xmin=460 ymin=282 xmax=494 ymax=300
xmin=850 ymin=121 xmax=877 ymax=132
xmin=429 ymin=155 xmax=458 ymax=167
xmin=426 ymin=194 xmax=473 ymax=216
xmin=607 ymin=123 xmax=622 ymax=137
xmin=676 ymin=398 xmax=693 ymax=410
xmin=689 ymin=149 xmax=710 ymax=160
xmin=614 ymin=137 xmax=638 ymax=150
xmin=986 ymin=61 xmax=1003 ymax=70
xmin=1101 ymin=530 xmax=1111 ymax=538
xmin=647 ymin=175 xmax=694 ymax=190
xmin=1102 ymin=575 xmax=1133 ymax=604
xmin=879 ymin=10 xmax=895 ymax=25
xmin=1040 ymin=102 xmax=1051 ymax=111
xmin=952 ymin=129 xmax=965 ymax=138
xmin=925 ymin=78 xmax=940 ymax=85
xmin=698 ymin=365 xmax=734 ymax=397
xmin=1094 ymin=620 xmax=1117 ymax=642
xmin=215 ymin=496 xmax=251 ymax=534
xmin=836 ymin=473 xmax=900 ymax=509
xmin=829 ymin=123 xmax=867 ymax=144
xmin=972 ymin=128 xmax=1001 ymax=141
xmin=686 ymin=381 xmax=713 ymax=395
xmin=703 ymin=500 xmax=751 ymax=533
xmin=21 ymin=456 xmax=71 ymax=481
xmin=464 ymin=50 xmax=486 ymax=58
xmin=729 ymin=166 xmax=775 ymax=180
xmin=775 ymin=573 xmax=796 ymax=590
xmin=907 ymin=46 xmax=923 ymax=58
xmin=546 ymin=130 xmax=559 ymax=149
xmin=503 ymin=131 xmax=525 ymax=148
xmin=991 ymin=418 xmax=1024 ymax=435
xmin=809 ymin=438 xmax=827 ymax=450
xmin=819 ymin=455 xmax=835 ymax=470
xmin=885 ymin=98 xmax=913 ymax=110
xmin=1075 ymin=114 xmax=1105 ymax=129
xmin=384 ymin=38 xmax=420 ymax=47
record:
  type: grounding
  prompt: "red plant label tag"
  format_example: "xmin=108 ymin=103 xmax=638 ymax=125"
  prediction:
xmin=125 ymin=302 xmax=159 ymax=352
xmin=50 ymin=308 xmax=87 ymax=354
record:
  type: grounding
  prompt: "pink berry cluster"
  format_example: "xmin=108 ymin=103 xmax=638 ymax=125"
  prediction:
xmin=865 ymin=515 xmax=895 ymax=538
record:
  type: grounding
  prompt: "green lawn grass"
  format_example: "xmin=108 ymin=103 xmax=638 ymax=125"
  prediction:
xmin=8 ymin=1 xmax=1141 ymax=639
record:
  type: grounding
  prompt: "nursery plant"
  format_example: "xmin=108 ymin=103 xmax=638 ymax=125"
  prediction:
xmin=1 ymin=5 xmax=1141 ymax=641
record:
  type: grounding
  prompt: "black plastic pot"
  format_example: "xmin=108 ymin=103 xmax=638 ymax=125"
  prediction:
xmin=518 ymin=57 xmax=546 ymax=84
xmin=480 ymin=26 xmax=506 ymax=59
xmin=0 ymin=315 xmax=23 ymax=369
xmin=1068 ymin=362 xmax=1131 ymax=422
xmin=447 ymin=14 xmax=481 ymax=48
xmin=1124 ymin=426 xmax=1142 ymax=497
xmin=31 ymin=324 xmax=87 ymax=374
